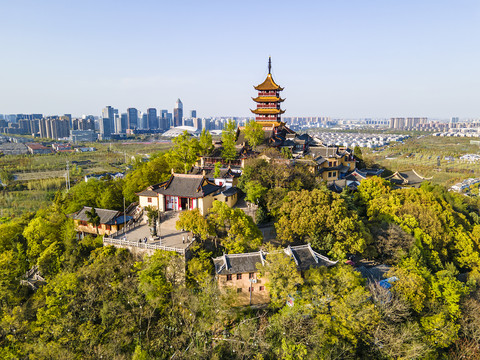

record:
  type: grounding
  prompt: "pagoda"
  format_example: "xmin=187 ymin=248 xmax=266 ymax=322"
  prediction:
xmin=251 ymin=57 xmax=286 ymax=129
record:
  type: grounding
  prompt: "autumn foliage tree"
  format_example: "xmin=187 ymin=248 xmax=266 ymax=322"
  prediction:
xmin=208 ymin=201 xmax=262 ymax=253
xmin=276 ymin=189 xmax=372 ymax=259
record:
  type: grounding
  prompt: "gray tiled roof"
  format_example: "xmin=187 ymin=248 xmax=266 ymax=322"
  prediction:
xmin=308 ymin=146 xmax=343 ymax=159
xmin=138 ymin=174 xmax=222 ymax=199
xmin=214 ymin=252 xmax=265 ymax=275
xmin=189 ymin=167 xmax=241 ymax=179
xmin=285 ymin=245 xmax=338 ymax=271
xmin=70 ymin=206 xmax=131 ymax=225
xmin=222 ymin=187 xmax=239 ymax=197
xmin=386 ymin=170 xmax=431 ymax=187
xmin=213 ymin=244 xmax=337 ymax=275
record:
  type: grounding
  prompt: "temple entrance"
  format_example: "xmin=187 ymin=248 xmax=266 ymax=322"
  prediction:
xmin=180 ymin=197 xmax=188 ymax=210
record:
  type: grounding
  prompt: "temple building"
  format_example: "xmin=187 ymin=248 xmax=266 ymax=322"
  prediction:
xmin=251 ymin=57 xmax=286 ymax=129
xmin=136 ymin=173 xmax=240 ymax=215
xmin=213 ymin=244 xmax=337 ymax=306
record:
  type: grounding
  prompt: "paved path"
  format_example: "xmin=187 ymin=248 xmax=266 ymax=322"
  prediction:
xmin=114 ymin=212 xmax=194 ymax=251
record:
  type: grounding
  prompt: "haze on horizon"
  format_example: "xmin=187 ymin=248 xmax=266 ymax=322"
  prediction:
xmin=1 ymin=0 xmax=480 ymax=119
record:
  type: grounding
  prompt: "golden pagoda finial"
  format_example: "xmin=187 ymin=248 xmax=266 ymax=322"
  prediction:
xmin=268 ymin=57 xmax=272 ymax=74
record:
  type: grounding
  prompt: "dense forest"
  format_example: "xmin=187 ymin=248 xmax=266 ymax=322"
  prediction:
xmin=2 ymin=140 xmax=480 ymax=359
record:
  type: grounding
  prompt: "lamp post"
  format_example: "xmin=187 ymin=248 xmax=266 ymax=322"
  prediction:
xmin=123 ymin=197 xmax=126 ymax=235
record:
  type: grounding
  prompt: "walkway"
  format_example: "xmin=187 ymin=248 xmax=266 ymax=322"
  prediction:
xmin=108 ymin=211 xmax=194 ymax=252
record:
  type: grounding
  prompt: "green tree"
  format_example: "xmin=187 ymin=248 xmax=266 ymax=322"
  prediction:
xmin=136 ymin=250 xmax=180 ymax=311
xmin=276 ymin=189 xmax=372 ymax=259
xmin=132 ymin=345 xmax=150 ymax=360
xmin=85 ymin=207 xmax=100 ymax=235
xmin=175 ymin=208 xmax=214 ymax=239
xmin=353 ymin=146 xmax=365 ymax=168
xmin=99 ymin=179 xmax=124 ymax=210
xmin=281 ymin=147 xmax=293 ymax=159
xmin=123 ymin=154 xmax=171 ymax=204
xmin=167 ymin=130 xmax=200 ymax=173
xmin=186 ymin=247 xmax=214 ymax=287
xmin=280 ymin=338 xmax=307 ymax=360
xmin=245 ymin=180 xmax=268 ymax=205
xmin=198 ymin=128 xmax=214 ymax=156
xmin=301 ymin=265 xmax=379 ymax=352
xmin=0 ymin=221 xmax=24 ymax=252
xmin=256 ymin=245 xmax=303 ymax=308
xmin=0 ymin=250 xmax=21 ymax=307
xmin=244 ymin=119 xmax=264 ymax=150
xmin=37 ymin=241 xmax=63 ymax=279
xmin=62 ymin=178 xmax=106 ymax=213
xmin=208 ymin=201 xmax=262 ymax=253
xmin=23 ymin=210 xmax=65 ymax=261
xmin=0 ymin=169 xmax=15 ymax=189
xmin=213 ymin=161 xmax=221 ymax=178
xmin=221 ymin=120 xmax=237 ymax=162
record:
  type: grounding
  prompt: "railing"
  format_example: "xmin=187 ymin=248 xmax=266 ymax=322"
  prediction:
xmin=133 ymin=207 xmax=144 ymax=222
xmin=256 ymin=104 xmax=280 ymax=108
xmin=103 ymin=237 xmax=192 ymax=255
xmin=109 ymin=219 xmax=143 ymax=239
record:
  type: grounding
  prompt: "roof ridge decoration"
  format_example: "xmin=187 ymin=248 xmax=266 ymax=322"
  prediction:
xmin=260 ymin=250 xmax=266 ymax=266
xmin=174 ymin=172 xmax=204 ymax=178
xmin=307 ymin=243 xmax=319 ymax=264
xmin=223 ymin=252 xmax=264 ymax=258
xmin=223 ymin=253 xmax=230 ymax=270
xmin=164 ymin=174 xmax=174 ymax=189
xmin=412 ymin=169 xmax=433 ymax=180
xmin=253 ymin=57 xmax=284 ymax=91
xmin=284 ymin=245 xmax=299 ymax=266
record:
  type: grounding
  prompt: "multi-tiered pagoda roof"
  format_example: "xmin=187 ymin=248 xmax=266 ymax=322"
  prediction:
xmin=251 ymin=57 xmax=286 ymax=126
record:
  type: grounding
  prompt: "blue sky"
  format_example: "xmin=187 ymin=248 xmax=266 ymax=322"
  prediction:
xmin=1 ymin=0 xmax=480 ymax=118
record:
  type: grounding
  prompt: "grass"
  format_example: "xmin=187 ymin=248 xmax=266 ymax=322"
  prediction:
xmin=0 ymin=140 xmax=174 ymax=216
xmin=0 ymin=189 xmax=56 ymax=218
xmin=364 ymin=135 xmax=480 ymax=186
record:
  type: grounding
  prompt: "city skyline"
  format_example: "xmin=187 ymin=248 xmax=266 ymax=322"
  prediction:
xmin=1 ymin=1 xmax=480 ymax=118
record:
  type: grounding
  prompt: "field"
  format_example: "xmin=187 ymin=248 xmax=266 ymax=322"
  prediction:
xmin=0 ymin=140 xmax=173 ymax=218
xmin=363 ymin=135 xmax=480 ymax=186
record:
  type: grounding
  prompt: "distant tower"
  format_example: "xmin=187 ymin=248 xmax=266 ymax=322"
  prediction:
xmin=174 ymin=99 xmax=183 ymax=127
xmin=101 ymin=106 xmax=115 ymax=139
xmin=120 ymin=113 xmax=128 ymax=133
xmin=159 ymin=110 xmax=169 ymax=131
xmin=147 ymin=108 xmax=158 ymax=130
xmin=251 ymin=57 xmax=285 ymax=127
xmin=190 ymin=110 xmax=197 ymax=118
xmin=127 ymin=108 xmax=138 ymax=130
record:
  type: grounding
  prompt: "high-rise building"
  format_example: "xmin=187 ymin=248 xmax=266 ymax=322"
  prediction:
xmin=147 ymin=108 xmax=158 ymax=130
xmin=101 ymin=106 xmax=115 ymax=139
xmin=174 ymin=99 xmax=183 ymax=127
xmin=64 ymin=114 xmax=72 ymax=128
xmin=190 ymin=110 xmax=197 ymax=118
xmin=141 ymin=113 xmax=148 ymax=130
xmin=39 ymin=116 xmax=70 ymax=139
xmin=159 ymin=110 xmax=169 ymax=131
xmin=120 ymin=113 xmax=128 ymax=133
xmin=114 ymin=115 xmax=122 ymax=134
xmin=165 ymin=111 xmax=173 ymax=128
xmin=127 ymin=108 xmax=138 ymax=130
xmin=202 ymin=118 xmax=210 ymax=131
xmin=193 ymin=117 xmax=202 ymax=131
